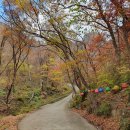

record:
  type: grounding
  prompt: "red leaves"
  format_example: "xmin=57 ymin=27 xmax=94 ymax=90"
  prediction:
xmin=93 ymin=34 xmax=103 ymax=43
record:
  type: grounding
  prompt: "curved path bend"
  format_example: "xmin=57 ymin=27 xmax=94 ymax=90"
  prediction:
xmin=18 ymin=95 xmax=97 ymax=130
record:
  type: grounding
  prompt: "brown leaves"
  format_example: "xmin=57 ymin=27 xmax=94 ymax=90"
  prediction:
xmin=72 ymin=91 xmax=129 ymax=130
xmin=0 ymin=114 xmax=24 ymax=130
xmin=73 ymin=109 xmax=120 ymax=130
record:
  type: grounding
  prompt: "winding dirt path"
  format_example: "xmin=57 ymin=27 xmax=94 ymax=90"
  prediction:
xmin=18 ymin=95 xmax=97 ymax=130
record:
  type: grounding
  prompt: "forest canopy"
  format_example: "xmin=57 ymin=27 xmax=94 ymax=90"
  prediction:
xmin=0 ymin=0 xmax=129 ymax=110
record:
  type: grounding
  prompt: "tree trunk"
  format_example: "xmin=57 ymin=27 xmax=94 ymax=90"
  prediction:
xmin=6 ymin=83 xmax=14 ymax=104
xmin=96 ymin=0 xmax=121 ymax=63
xmin=128 ymin=93 xmax=130 ymax=103
xmin=66 ymin=68 xmax=76 ymax=94
xmin=0 ymin=36 xmax=6 ymax=65
xmin=122 ymin=24 xmax=130 ymax=66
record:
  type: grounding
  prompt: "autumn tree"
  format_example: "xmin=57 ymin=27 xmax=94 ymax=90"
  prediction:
xmin=0 ymin=25 xmax=32 ymax=105
xmin=62 ymin=0 xmax=130 ymax=63
xmin=2 ymin=0 xmax=91 ymax=90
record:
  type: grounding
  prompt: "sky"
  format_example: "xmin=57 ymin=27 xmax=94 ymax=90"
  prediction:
xmin=0 ymin=0 xmax=5 ymax=22
xmin=0 ymin=0 xmax=3 ymax=13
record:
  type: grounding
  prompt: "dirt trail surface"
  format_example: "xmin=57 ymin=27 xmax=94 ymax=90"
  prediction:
xmin=18 ymin=95 xmax=97 ymax=130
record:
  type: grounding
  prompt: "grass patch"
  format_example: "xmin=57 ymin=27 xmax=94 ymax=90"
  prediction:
xmin=10 ymin=86 xmax=71 ymax=115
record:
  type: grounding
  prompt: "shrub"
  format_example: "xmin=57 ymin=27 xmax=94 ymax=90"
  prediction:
xmin=80 ymin=100 xmax=93 ymax=113
xmin=69 ymin=94 xmax=82 ymax=109
xmin=0 ymin=89 xmax=6 ymax=97
xmin=94 ymin=102 xmax=112 ymax=117
xmin=86 ymin=102 xmax=93 ymax=114
xmin=81 ymin=100 xmax=88 ymax=108
xmin=117 ymin=65 xmax=130 ymax=83
xmin=120 ymin=118 xmax=130 ymax=130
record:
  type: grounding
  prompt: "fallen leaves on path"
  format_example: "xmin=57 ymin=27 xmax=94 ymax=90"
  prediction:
xmin=72 ymin=109 xmax=120 ymax=130
xmin=0 ymin=115 xmax=24 ymax=130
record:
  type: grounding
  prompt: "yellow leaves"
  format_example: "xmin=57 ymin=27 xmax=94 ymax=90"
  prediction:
xmin=39 ymin=0 xmax=44 ymax=2
xmin=65 ymin=60 xmax=76 ymax=68
xmin=50 ymin=69 xmax=62 ymax=76
xmin=48 ymin=15 xmax=66 ymax=24
xmin=48 ymin=68 xmax=63 ymax=82
xmin=41 ymin=64 xmax=48 ymax=70
xmin=0 ymin=77 xmax=8 ymax=87
xmin=15 ymin=0 xmax=38 ymax=13
xmin=49 ymin=58 xmax=55 ymax=64
xmin=117 ymin=65 xmax=130 ymax=74
xmin=56 ymin=16 xmax=63 ymax=23
xmin=59 ymin=63 xmax=67 ymax=70
xmin=75 ymin=50 xmax=86 ymax=57
xmin=56 ymin=15 xmax=67 ymax=23
xmin=48 ymin=18 xmax=55 ymax=24
xmin=60 ymin=59 xmax=80 ymax=71
xmin=15 ymin=0 xmax=29 ymax=9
